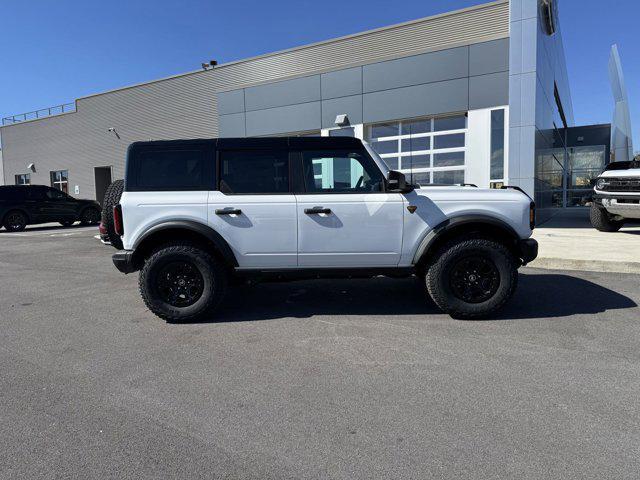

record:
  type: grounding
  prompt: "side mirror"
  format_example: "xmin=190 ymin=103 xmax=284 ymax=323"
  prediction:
xmin=387 ymin=170 xmax=414 ymax=193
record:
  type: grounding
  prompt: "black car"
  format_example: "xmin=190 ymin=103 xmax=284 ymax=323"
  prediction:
xmin=0 ymin=185 xmax=101 ymax=232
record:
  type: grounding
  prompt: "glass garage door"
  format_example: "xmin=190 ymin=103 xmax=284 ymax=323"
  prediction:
xmin=366 ymin=114 xmax=467 ymax=186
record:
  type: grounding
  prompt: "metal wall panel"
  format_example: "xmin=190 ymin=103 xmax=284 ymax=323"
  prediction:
xmin=219 ymin=112 xmax=246 ymax=137
xmin=362 ymin=47 xmax=469 ymax=93
xmin=469 ymin=38 xmax=509 ymax=76
xmin=245 ymin=102 xmax=321 ymax=137
xmin=217 ymin=89 xmax=245 ymax=115
xmin=469 ymin=71 xmax=509 ymax=109
xmin=363 ymin=78 xmax=469 ymax=124
xmin=321 ymin=96 xmax=363 ymax=128
xmin=321 ymin=67 xmax=363 ymax=99
xmin=1 ymin=0 xmax=508 ymax=198
xmin=244 ymin=76 xmax=320 ymax=111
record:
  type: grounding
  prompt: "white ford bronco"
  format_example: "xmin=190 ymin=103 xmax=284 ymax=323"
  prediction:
xmin=591 ymin=159 xmax=640 ymax=231
xmin=111 ymin=137 xmax=537 ymax=321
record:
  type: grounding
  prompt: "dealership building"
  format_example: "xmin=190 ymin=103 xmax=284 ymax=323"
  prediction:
xmin=0 ymin=0 xmax=623 ymax=218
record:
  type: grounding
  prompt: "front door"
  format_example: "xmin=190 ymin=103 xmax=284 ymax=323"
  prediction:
xmin=208 ymin=148 xmax=297 ymax=268
xmin=296 ymin=148 xmax=404 ymax=267
xmin=43 ymin=187 xmax=78 ymax=220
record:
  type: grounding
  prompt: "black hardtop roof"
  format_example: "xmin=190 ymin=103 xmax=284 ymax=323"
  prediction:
xmin=128 ymin=136 xmax=364 ymax=150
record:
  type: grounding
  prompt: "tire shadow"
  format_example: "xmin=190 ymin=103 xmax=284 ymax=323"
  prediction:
xmin=184 ymin=271 xmax=637 ymax=324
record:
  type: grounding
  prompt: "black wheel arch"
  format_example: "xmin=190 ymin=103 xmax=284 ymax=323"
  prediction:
xmin=414 ymin=215 xmax=522 ymax=269
xmin=131 ymin=220 xmax=238 ymax=271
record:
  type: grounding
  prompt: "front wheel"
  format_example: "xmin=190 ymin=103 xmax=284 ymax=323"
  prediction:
xmin=425 ymin=238 xmax=518 ymax=320
xmin=590 ymin=204 xmax=623 ymax=232
xmin=139 ymin=244 xmax=228 ymax=322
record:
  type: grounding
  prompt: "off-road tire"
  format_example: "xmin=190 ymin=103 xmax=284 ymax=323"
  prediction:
xmin=80 ymin=208 xmax=101 ymax=225
xmin=3 ymin=210 xmax=27 ymax=232
xmin=139 ymin=243 xmax=228 ymax=323
xmin=425 ymin=238 xmax=518 ymax=320
xmin=590 ymin=203 xmax=623 ymax=232
xmin=101 ymin=179 xmax=124 ymax=249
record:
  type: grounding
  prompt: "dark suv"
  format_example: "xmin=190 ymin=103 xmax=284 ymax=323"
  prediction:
xmin=0 ymin=185 xmax=101 ymax=232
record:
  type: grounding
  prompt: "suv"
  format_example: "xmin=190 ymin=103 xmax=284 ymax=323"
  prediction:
xmin=111 ymin=137 xmax=537 ymax=321
xmin=591 ymin=160 xmax=640 ymax=231
xmin=0 ymin=185 xmax=101 ymax=232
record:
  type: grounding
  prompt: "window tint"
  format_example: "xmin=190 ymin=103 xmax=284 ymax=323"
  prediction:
xmin=219 ymin=150 xmax=289 ymax=194
xmin=302 ymin=150 xmax=383 ymax=193
xmin=135 ymin=148 xmax=208 ymax=190
xmin=0 ymin=187 xmax=24 ymax=201
xmin=46 ymin=188 xmax=66 ymax=199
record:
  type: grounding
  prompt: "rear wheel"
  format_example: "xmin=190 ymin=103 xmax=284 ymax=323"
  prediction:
xmin=425 ymin=238 xmax=518 ymax=320
xmin=3 ymin=211 xmax=27 ymax=232
xmin=590 ymin=203 xmax=623 ymax=232
xmin=139 ymin=243 xmax=228 ymax=322
xmin=101 ymin=179 xmax=124 ymax=249
xmin=80 ymin=207 xmax=100 ymax=225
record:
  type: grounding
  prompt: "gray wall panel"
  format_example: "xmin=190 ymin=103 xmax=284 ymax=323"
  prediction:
xmin=363 ymin=78 xmax=469 ymax=124
xmin=321 ymin=95 xmax=363 ymax=128
xmin=245 ymin=102 xmax=321 ymax=136
xmin=217 ymin=89 xmax=245 ymax=115
xmin=469 ymin=71 xmax=508 ymax=109
xmin=469 ymin=38 xmax=509 ymax=76
xmin=244 ymin=76 xmax=320 ymax=111
xmin=321 ymin=67 xmax=363 ymax=99
xmin=362 ymin=47 xmax=468 ymax=93
xmin=218 ymin=113 xmax=246 ymax=137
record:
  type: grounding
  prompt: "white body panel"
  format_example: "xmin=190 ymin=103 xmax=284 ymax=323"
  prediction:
xmin=599 ymin=168 xmax=640 ymax=179
xmin=595 ymin=169 xmax=640 ymax=219
xmin=296 ymin=193 xmax=404 ymax=266
xmin=120 ymin=191 xmax=209 ymax=251
xmin=208 ymin=191 xmax=297 ymax=267
xmin=399 ymin=186 xmax=533 ymax=266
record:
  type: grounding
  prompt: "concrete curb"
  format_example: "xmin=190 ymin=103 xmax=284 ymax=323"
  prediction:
xmin=528 ymin=257 xmax=640 ymax=275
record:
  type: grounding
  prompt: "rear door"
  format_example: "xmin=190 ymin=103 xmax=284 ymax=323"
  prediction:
xmin=294 ymin=148 xmax=404 ymax=267
xmin=208 ymin=145 xmax=297 ymax=268
xmin=42 ymin=187 xmax=78 ymax=220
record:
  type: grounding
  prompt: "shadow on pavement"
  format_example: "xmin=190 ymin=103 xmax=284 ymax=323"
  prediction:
xmin=184 ymin=272 xmax=637 ymax=324
xmin=1 ymin=224 xmax=97 ymax=233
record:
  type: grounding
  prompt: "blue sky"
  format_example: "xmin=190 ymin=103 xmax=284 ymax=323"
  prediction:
xmin=1 ymin=0 xmax=637 ymax=150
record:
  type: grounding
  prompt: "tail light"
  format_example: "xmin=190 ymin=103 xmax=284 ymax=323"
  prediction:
xmin=113 ymin=204 xmax=124 ymax=236
xmin=529 ymin=202 xmax=536 ymax=230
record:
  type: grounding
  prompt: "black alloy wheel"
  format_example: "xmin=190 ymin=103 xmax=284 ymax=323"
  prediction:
xmin=155 ymin=261 xmax=205 ymax=308
xmin=4 ymin=211 xmax=27 ymax=232
xmin=81 ymin=208 xmax=100 ymax=225
xmin=449 ymin=256 xmax=500 ymax=304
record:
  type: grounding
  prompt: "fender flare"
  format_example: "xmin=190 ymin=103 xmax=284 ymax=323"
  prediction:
xmin=412 ymin=214 xmax=520 ymax=265
xmin=133 ymin=220 xmax=238 ymax=267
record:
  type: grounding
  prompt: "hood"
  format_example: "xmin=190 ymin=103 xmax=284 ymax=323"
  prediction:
xmin=411 ymin=185 xmax=530 ymax=203
xmin=600 ymin=168 xmax=640 ymax=179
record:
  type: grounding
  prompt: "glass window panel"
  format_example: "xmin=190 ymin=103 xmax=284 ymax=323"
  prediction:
xmin=136 ymin=150 xmax=207 ymax=190
xmin=401 ymin=137 xmax=430 ymax=152
xmin=370 ymin=140 xmax=399 ymax=155
xmin=434 ymin=133 xmax=465 ymax=149
xmin=410 ymin=171 xmax=431 ymax=185
xmin=329 ymin=127 xmax=355 ymax=137
xmin=490 ymin=109 xmax=505 ymax=180
xmin=302 ymin=150 xmax=383 ymax=193
xmin=370 ymin=122 xmax=400 ymax=138
xmin=569 ymin=146 xmax=606 ymax=170
xmin=433 ymin=151 xmax=464 ymax=167
xmin=382 ymin=157 xmax=399 ymax=170
xmin=401 ymin=155 xmax=429 ymax=169
xmin=567 ymin=190 xmax=594 ymax=207
xmin=402 ymin=119 xmax=431 ymax=135
xmin=433 ymin=170 xmax=464 ymax=185
xmin=571 ymin=169 xmax=600 ymax=188
xmin=220 ymin=150 xmax=289 ymax=193
xmin=434 ymin=115 xmax=466 ymax=131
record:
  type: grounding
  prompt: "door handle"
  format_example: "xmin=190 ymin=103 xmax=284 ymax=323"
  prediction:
xmin=215 ymin=208 xmax=242 ymax=215
xmin=304 ymin=207 xmax=332 ymax=215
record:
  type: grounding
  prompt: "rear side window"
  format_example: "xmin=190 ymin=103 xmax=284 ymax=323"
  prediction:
xmin=219 ymin=150 xmax=289 ymax=194
xmin=128 ymin=145 xmax=212 ymax=191
xmin=0 ymin=186 xmax=27 ymax=201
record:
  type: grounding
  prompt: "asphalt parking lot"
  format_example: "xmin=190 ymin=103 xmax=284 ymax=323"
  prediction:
xmin=1 ymin=225 xmax=640 ymax=479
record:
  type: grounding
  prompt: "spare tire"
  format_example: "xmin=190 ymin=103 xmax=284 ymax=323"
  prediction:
xmin=101 ymin=179 xmax=124 ymax=249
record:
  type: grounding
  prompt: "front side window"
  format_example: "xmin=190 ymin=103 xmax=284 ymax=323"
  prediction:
xmin=50 ymin=170 xmax=69 ymax=193
xmin=301 ymin=150 xmax=383 ymax=193
xmin=367 ymin=114 xmax=467 ymax=185
xmin=219 ymin=150 xmax=289 ymax=194
xmin=15 ymin=174 xmax=30 ymax=185
xmin=46 ymin=187 xmax=67 ymax=200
